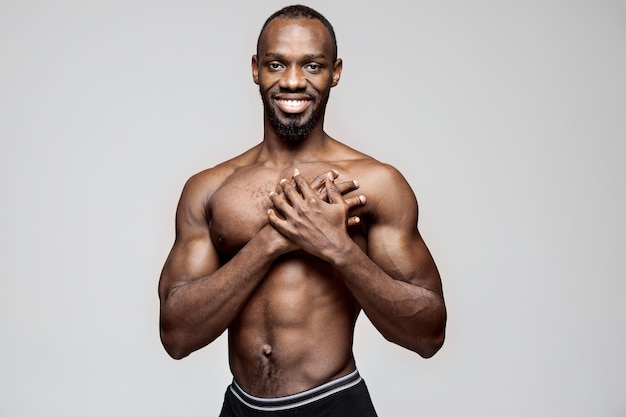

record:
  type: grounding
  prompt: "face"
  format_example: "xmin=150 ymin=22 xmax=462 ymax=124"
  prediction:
xmin=252 ymin=18 xmax=342 ymax=142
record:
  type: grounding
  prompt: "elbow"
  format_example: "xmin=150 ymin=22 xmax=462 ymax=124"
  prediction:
xmin=159 ymin=313 xmax=218 ymax=360
xmin=161 ymin=330 xmax=195 ymax=360
xmin=387 ymin=320 xmax=446 ymax=358
xmin=160 ymin=328 xmax=191 ymax=360
xmin=413 ymin=305 xmax=447 ymax=359
xmin=416 ymin=329 xmax=445 ymax=358
xmin=159 ymin=310 xmax=223 ymax=359
xmin=164 ymin=345 xmax=190 ymax=361
xmin=159 ymin=316 xmax=194 ymax=360
xmin=159 ymin=298 xmax=200 ymax=360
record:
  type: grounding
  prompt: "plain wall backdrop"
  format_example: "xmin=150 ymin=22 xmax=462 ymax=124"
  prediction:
xmin=1 ymin=0 xmax=625 ymax=416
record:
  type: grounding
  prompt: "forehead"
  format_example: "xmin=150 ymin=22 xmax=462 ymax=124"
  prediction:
xmin=258 ymin=18 xmax=334 ymax=58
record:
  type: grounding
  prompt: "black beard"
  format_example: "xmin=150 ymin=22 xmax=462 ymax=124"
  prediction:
xmin=260 ymin=87 xmax=327 ymax=143
xmin=268 ymin=109 xmax=320 ymax=143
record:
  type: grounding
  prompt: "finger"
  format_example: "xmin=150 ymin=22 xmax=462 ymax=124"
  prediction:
xmin=309 ymin=170 xmax=339 ymax=192
xmin=347 ymin=216 xmax=361 ymax=227
xmin=324 ymin=172 xmax=342 ymax=204
xmin=269 ymin=190 xmax=292 ymax=215
xmin=279 ymin=177 xmax=304 ymax=204
xmin=317 ymin=179 xmax=358 ymax=202
xmin=344 ymin=194 xmax=366 ymax=209
xmin=267 ymin=208 xmax=285 ymax=228
xmin=292 ymin=168 xmax=317 ymax=201
xmin=335 ymin=179 xmax=359 ymax=195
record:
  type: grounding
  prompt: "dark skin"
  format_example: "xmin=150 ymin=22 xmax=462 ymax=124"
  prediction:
xmin=159 ymin=17 xmax=446 ymax=397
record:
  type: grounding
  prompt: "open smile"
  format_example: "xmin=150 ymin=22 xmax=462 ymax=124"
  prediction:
xmin=273 ymin=95 xmax=313 ymax=114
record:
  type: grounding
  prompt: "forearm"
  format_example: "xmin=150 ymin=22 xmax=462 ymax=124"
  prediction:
xmin=333 ymin=243 xmax=446 ymax=357
xmin=160 ymin=229 xmax=282 ymax=359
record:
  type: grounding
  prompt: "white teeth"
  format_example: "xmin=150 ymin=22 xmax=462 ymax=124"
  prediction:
xmin=281 ymin=100 xmax=305 ymax=107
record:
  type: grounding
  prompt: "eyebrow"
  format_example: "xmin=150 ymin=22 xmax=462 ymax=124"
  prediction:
xmin=264 ymin=52 xmax=327 ymax=60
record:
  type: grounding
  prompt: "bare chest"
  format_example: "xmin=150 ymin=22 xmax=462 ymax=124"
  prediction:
xmin=207 ymin=164 xmax=349 ymax=257
xmin=207 ymin=173 xmax=275 ymax=257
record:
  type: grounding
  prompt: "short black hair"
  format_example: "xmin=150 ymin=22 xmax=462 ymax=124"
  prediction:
xmin=257 ymin=5 xmax=338 ymax=61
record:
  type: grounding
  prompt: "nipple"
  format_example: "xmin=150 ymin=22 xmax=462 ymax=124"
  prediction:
xmin=261 ymin=344 xmax=272 ymax=357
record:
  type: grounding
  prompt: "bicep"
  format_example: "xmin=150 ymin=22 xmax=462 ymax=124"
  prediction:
xmin=158 ymin=177 xmax=221 ymax=303
xmin=366 ymin=173 xmax=442 ymax=295
xmin=159 ymin=233 xmax=221 ymax=301
xmin=368 ymin=224 xmax=441 ymax=294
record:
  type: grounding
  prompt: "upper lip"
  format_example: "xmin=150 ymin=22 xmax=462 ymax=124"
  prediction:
xmin=272 ymin=93 xmax=312 ymax=101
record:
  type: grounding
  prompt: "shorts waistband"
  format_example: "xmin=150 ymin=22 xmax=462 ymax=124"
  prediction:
xmin=229 ymin=369 xmax=362 ymax=411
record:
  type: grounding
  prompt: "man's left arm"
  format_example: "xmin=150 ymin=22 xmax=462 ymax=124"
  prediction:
xmin=335 ymin=166 xmax=446 ymax=357
xmin=268 ymin=166 xmax=446 ymax=357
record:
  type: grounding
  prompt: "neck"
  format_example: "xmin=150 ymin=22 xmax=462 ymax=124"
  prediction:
xmin=257 ymin=121 xmax=331 ymax=166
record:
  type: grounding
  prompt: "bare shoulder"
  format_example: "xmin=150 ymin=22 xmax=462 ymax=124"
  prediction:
xmin=359 ymin=161 xmax=416 ymax=221
xmin=172 ymin=146 xmax=263 ymax=236
xmin=180 ymin=145 xmax=262 ymax=204
xmin=329 ymin=146 xmax=417 ymax=230
xmin=330 ymin=139 xmax=411 ymax=185
xmin=327 ymin=138 xmax=417 ymax=216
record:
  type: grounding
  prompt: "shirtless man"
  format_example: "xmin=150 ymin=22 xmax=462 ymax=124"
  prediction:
xmin=158 ymin=5 xmax=446 ymax=416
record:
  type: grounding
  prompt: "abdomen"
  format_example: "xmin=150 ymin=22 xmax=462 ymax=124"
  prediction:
xmin=227 ymin=251 xmax=359 ymax=397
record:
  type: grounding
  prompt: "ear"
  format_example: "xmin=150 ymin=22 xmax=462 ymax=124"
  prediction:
xmin=331 ymin=58 xmax=343 ymax=87
xmin=252 ymin=55 xmax=260 ymax=85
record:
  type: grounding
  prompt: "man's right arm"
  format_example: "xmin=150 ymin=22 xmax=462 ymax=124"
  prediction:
xmin=158 ymin=172 xmax=285 ymax=359
xmin=158 ymin=169 xmax=363 ymax=359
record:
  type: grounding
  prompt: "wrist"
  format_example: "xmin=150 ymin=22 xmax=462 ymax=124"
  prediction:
xmin=327 ymin=238 xmax=362 ymax=269
xmin=257 ymin=223 xmax=293 ymax=257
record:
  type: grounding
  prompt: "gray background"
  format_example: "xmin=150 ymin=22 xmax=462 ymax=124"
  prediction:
xmin=1 ymin=0 xmax=625 ymax=416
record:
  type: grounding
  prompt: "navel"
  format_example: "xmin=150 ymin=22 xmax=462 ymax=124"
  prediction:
xmin=261 ymin=344 xmax=273 ymax=358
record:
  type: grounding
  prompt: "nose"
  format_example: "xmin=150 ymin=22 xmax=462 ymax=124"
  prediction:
xmin=279 ymin=66 xmax=307 ymax=90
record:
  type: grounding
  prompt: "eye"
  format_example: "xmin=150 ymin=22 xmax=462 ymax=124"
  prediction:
xmin=305 ymin=63 xmax=321 ymax=73
xmin=268 ymin=62 xmax=285 ymax=71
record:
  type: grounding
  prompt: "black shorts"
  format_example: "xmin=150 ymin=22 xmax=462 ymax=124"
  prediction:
xmin=218 ymin=369 xmax=378 ymax=417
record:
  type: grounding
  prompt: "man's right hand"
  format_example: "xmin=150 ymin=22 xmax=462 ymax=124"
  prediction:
xmin=272 ymin=170 xmax=365 ymax=226
xmin=266 ymin=169 xmax=366 ymax=257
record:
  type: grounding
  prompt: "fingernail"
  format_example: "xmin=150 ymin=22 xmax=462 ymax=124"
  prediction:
xmin=327 ymin=172 xmax=334 ymax=180
xmin=353 ymin=180 xmax=359 ymax=188
xmin=269 ymin=191 xmax=276 ymax=197
xmin=359 ymin=195 xmax=366 ymax=204
xmin=293 ymin=168 xmax=300 ymax=176
xmin=280 ymin=178 xmax=287 ymax=184
xmin=354 ymin=217 xmax=361 ymax=224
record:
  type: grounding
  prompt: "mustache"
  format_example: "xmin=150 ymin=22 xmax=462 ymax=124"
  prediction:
xmin=270 ymin=88 xmax=315 ymax=98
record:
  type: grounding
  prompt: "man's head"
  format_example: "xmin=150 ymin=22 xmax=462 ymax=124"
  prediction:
xmin=257 ymin=5 xmax=338 ymax=62
xmin=252 ymin=5 xmax=342 ymax=143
